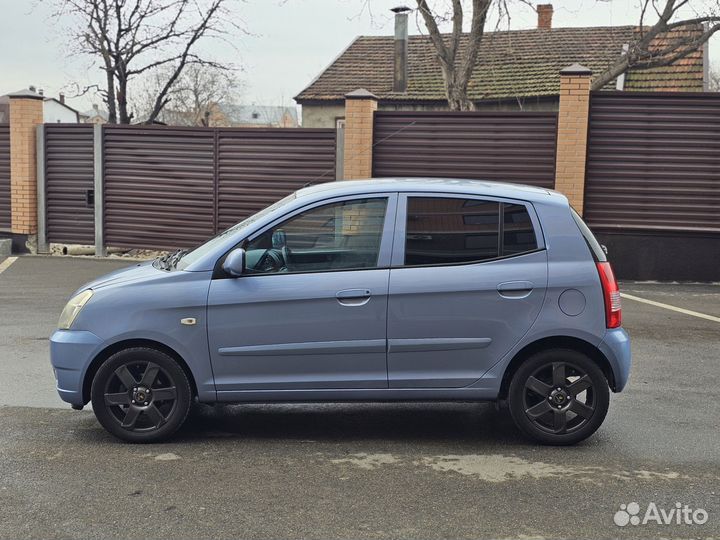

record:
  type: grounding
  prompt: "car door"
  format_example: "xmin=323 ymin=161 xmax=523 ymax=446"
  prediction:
xmin=207 ymin=194 xmax=396 ymax=395
xmin=387 ymin=193 xmax=547 ymax=388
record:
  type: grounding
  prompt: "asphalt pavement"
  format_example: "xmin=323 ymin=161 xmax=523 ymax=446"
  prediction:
xmin=0 ymin=255 xmax=719 ymax=539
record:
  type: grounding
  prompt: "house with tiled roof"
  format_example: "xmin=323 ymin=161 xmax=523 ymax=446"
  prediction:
xmin=295 ymin=4 xmax=709 ymax=127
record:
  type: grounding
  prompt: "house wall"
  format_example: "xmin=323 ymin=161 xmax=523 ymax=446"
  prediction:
xmin=43 ymin=100 xmax=78 ymax=123
xmin=300 ymin=97 xmax=559 ymax=128
xmin=301 ymin=104 xmax=346 ymax=128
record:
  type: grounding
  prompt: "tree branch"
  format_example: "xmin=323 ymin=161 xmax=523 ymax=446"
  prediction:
xmin=591 ymin=0 xmax=720 ymax=91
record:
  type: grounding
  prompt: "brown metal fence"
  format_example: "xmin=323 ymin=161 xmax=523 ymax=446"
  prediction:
xmin=372 ymin=111 xmax=558 ymax=189
xmin=217 ymin=129 xmax=337 ymax=230
xmin=100 ymin=125 xmax=336 ymax=250
xmin=44 ymin=124 xmax=95 ymax=244
xmin=0 ymin=124 xmax=10 ymax=230
xmin=103 ymin=126 xmax=216 ymax=250
xmin=584 ymin=91 xmax=720 ymax=233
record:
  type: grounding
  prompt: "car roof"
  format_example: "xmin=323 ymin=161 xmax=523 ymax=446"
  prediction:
xmin=296 ymin=177 xmax=564 ymax=204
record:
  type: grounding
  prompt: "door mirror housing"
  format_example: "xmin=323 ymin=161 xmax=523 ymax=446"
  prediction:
xmin=222 ymin=248 xmax=245 ymax=277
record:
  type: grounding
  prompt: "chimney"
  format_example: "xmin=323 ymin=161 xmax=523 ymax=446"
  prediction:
xmin=391 ymin=6 xmax=411 ymax=93
xmin=537 ymin=4 xmax=553 ymax=30
xmin=59 ymin=92 xmax=65 ymax=104
xmin=29 ymin=85 xmax=36 ymax=93
xmin=38 ymin=88 xmax=44 ymax=96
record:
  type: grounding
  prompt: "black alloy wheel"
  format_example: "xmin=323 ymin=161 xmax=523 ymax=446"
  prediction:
xmin=508 ymin=348 xmax=610 ymax=445
xmin=91 ymin=348 xmax=191 ymax=443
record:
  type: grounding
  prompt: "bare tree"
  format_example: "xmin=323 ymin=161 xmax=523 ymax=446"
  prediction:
xmin=709 ymin=64 xmax=720 ymax=91
xmin=138 ymin=64 xmax=242 ymax=125
xmin=591 ymin=0 xmax=720 ymax=90
xmin=415 ymin=0 xmax=492 ymax=110
xmin=56 ymin=0 xmax=238 ymax=123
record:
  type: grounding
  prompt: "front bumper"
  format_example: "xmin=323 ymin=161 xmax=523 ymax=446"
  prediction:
xmin=50 ymin=330 xmax=104 ymax=405
xmin=599 ymin=327 xmax=632 ymax=392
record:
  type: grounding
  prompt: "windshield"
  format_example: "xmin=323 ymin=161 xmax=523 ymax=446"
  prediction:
xmin=176 ymin=193 xmax=297 ymax=270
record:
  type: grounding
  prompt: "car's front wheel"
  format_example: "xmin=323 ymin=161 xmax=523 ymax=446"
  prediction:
xmin=91 ymin=347 xmax=192 ymax=443
xmin=508 ymin=349 xmax=610 ymax=445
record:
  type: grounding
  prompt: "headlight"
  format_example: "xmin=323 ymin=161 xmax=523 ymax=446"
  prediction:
xmin=58 ymin=289 xmax=93 ymax=330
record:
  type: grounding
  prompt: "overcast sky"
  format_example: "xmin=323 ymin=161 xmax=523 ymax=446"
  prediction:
xmin=0 ymin=0 xmax=717 ymax=114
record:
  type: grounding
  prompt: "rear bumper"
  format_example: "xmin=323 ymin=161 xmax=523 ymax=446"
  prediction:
xmin=50 ymin=330 xmax=104 ymax=406
xmin=599 ymin=327 xmax=631 ymax=392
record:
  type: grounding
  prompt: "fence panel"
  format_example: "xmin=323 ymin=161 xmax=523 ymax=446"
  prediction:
xmin=45 ymin=124 xmax=95 ymax=244
xmin=0 ymin=124 xmax=9 ymax=230
xmin=372 ymin=111 xmax=558 ymax=189
xmin=44 ymin=125 xmax=336 ymax=250
xmin=217 ymin=128 xmax=336 ymax=230
xmin=103 ymin=126 xmax=216 ymax=250
xmin=584 ymin=91 xmax=720 ymax=233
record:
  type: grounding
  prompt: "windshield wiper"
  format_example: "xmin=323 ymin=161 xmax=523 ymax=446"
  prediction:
xmin=153 ymin=253 xmax=170 ymax=270
xmin=168 ymin=249 xmax=188 ymax=269
xmin=154 ymin=248 xmax=187 ymax=270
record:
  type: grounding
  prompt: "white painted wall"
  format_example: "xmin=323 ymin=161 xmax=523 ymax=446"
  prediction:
xmin=43 ymin=100 xmax=78 ymax=123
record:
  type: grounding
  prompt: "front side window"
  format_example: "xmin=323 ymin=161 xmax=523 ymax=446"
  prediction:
xmin=403 ymin=197 xmax=538 ymax=266
xmin=244 ymin=198 xmax=388 ymax=274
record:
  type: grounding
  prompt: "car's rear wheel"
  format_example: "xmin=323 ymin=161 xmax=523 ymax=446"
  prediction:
xmin=508 ymin=349 xmax=609 ymax=445
xmin=90 ymin=347 xmax=191 ymax=443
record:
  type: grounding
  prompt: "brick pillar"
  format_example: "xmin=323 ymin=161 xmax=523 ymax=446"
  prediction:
xmin=343 ymin=89 xmax=377 ymax=180
xmin=9 ymin=89 xmax=44 ymax=235
xmin=555 ymin=64 xmax=592 ymax=214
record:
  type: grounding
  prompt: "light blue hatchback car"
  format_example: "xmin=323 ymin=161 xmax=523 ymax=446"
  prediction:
xmin=50 ymin=178 xmax=630 ymax=444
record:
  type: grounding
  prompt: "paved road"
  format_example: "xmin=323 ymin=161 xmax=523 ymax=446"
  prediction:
xmin=0 ymin=256 xmax=719 ymax=539
xmin=0 ymin=256 xmax=130 ymax=408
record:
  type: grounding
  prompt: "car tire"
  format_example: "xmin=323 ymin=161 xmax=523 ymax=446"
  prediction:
xmin=508 ymin=348 xmax=610 ymax=445
xmin=91 ymin=347 xmax=192 ymax=443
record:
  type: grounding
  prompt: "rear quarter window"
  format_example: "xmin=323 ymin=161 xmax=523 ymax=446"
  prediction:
xmin=502 ymin=203 xmax=538 ymax=256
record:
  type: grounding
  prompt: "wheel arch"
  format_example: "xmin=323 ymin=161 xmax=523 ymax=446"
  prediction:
xmin=82 ymin=338 xmax=199 ymax=404
xmin=498 ymin=335 xmax=616 ymax=400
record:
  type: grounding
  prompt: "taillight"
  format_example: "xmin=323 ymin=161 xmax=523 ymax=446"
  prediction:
xmin=596 ymin=262 xmax=621 ymax=328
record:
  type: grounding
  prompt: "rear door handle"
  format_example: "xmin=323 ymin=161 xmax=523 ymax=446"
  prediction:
xmin=336 ymin=289 xmax=372 ymax=306
xmin=497 ymin=281 xmax=534 ymax=299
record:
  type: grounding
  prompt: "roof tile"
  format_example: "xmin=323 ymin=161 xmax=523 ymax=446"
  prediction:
xmin=296 ymin=25 xmax=705 ymax=102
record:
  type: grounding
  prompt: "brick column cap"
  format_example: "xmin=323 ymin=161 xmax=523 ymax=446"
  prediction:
xmin=7 ymin=88 xmax=44 ymax=100
xmin=560 ymin=63 xmax=593 ymax=76
xmin=345 ymin=88 xmax=378 ymax=100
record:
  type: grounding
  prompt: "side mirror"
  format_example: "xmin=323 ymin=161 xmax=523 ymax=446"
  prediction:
xmin=222 ymin=248 xmax=245 ymax=277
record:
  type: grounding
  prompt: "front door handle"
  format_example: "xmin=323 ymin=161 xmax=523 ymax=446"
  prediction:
xmin=336 ymin=289 xmax=371 ymax=306
xmin=497 ymin=281 xmax=534 ymax=299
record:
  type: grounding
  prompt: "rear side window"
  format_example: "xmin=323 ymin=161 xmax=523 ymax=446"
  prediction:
xmin=403 ymin=197 xmax=538 ymax=266
xmin=571 ymin=208 xmax=607 ymax=262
